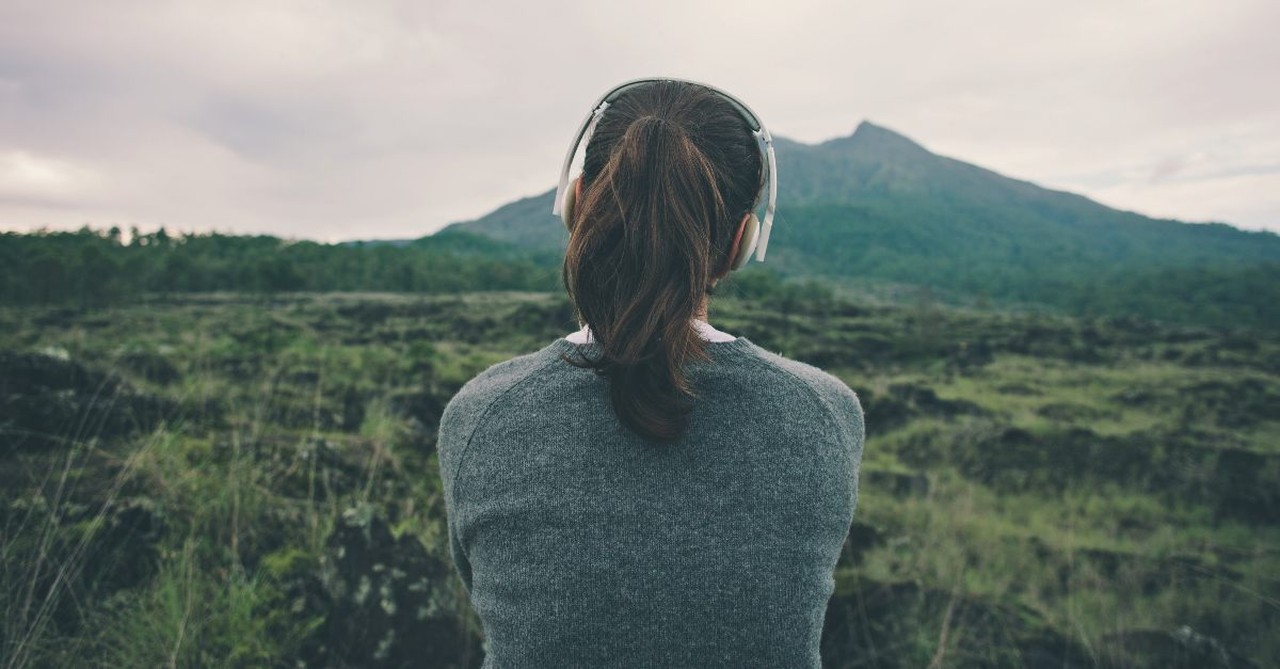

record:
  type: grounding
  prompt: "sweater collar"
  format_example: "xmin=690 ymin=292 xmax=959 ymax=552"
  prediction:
xmin=565 ymin=318 xmax=737 ymax=344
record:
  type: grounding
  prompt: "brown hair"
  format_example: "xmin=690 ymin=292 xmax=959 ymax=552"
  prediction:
xmin=559 ymin=80 xmax=764 ymax=443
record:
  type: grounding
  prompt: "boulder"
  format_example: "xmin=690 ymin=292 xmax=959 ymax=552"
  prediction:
xmin=0 ymin=352 xmax=178 ymax=455
xmin=821 ymin=575 xmax=1091 ymax=668
xmin=1101 ymin=626 xmax=1259 ymax=669
xmin=307 ymin=504 xmax=482 ymax=668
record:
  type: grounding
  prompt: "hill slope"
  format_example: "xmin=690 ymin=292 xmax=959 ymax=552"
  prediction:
xmin=435 ymin=122 xmax=1280 ymax=327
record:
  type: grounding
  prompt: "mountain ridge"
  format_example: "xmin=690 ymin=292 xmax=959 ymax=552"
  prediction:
xmin=438 ymin=121 xmax=1271 ymax=243
xmin=431 ymin=121 xmax=1279 ymax=327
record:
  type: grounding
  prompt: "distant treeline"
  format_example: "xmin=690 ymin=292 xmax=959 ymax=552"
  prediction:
xmin=5 ymin=226 xmax=1278 ymax=330
xmin=0 ymin=227 xmax=563 ymax=307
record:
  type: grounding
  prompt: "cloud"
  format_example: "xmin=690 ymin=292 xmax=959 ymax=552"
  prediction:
xmin=0 ymin=0 xmax=1276 ymax=240
xmin=0 ymin=150 xmax=105 ymax=205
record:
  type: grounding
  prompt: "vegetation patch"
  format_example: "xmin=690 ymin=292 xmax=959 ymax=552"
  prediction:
xmin=2 ymin=291 xmax=1276 ymax=667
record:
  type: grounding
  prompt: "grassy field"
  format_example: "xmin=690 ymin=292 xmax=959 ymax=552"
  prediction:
xmin=1 ymin=291 xmax=1276 ymax=668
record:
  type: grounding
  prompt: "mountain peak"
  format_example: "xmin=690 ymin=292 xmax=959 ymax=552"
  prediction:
xmin=843 ymin=120 xmax=932 ymax=156
xmin=853 ymin=119 xmax=890 ymax=135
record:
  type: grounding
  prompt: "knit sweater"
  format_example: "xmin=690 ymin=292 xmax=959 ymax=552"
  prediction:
xmin=435 ymin=332 xmax=866 ymax=668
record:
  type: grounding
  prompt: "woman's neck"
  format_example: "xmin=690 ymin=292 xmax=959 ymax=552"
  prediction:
xmin=694 ymin=295 xmax=709 ymax=322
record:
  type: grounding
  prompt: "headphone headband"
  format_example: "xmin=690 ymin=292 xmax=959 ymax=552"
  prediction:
xmin=551 ymin=77 xmax=778 ymax=262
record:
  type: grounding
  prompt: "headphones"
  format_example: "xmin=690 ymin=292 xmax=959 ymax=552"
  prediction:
xmin=552 ymin=77 xmax=778 ymax=271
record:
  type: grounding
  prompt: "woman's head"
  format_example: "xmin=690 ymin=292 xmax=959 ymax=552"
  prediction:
xmin=559 ymin=79 xmax=765 ymax=443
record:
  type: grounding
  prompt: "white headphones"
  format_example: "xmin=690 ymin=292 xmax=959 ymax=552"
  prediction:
xmin=551 ymin=77 xmax=779 ymax=271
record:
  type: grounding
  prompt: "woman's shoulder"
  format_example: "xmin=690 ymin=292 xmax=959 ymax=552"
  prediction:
xmin=743 ymin=345 xmax=865 ymax=436
xmin=451 ymin=348 xmax=552 ymax=402
xmin=438 ymin=346 xmax=558 ymax=440
xmin=445 ymin=345 xmax=562 ymax=411
xmin=748 ymin=346 xmax=860 ymax=401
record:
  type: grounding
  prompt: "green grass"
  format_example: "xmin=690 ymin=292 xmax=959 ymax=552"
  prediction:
xmin=2 ymin=291 xmax=1276 ymax=667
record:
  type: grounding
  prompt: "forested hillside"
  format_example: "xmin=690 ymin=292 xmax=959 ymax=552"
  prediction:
xmin=437 ymin=123 xmax=1280 ymax=328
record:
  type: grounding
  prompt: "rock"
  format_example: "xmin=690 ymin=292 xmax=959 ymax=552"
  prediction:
xmin=1212 ymin=448 xmax=1278 ymax=524
xmin=821 ymin=575 xmax=1092 ymax=668
xmin=386 ymin=389 xmax=447 ymax=436
xmin=336 ymin=302 xmax=397 ymax=325
xmin=0 ymin=352 xmax=178 ymax=455
xmin=1181 ymin=378 xmax=1280 ymax=430
xmin=340 ymin=385 xmax=368 ymax=432
xmin=996 ymin=382 xmax=1040 ymax=396
xmin=888 ymin=383 xmax=984 ymax=418
xmin=1035 ymin=402 xmax=1110 ymax=422
xmin=506 ymin=300 xmax=576 ymax=339
xmin=1101 ymin=626 xmax=1260 ymax=669
xmin=258 ymin=437 xmax=368 ymax=503
xmin=858 ymin=391 xmax=913 ymax=431
xmin=837 ymin=521 xmax=884 ymax=567
xmin=2 ymin=492 xmax=165 ymax=641
xmin=856 ymin=383 xmax=986 ymax=433
xmin=949 ymin=338 xmax=994 ymax=368
xmin=307 ymin=504 xmax=482 ymax=668
xmin=0 ymin=353 xmax=173 ymax=640
xmin=864 ymin=470 xmax=930 ymax=499
xmin=117 ymin=350 xmax=181 ymax=385
xmin=935 ymin=424 xmax=1279 ymax=524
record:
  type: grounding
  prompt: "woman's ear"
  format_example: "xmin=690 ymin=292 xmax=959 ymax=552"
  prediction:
xmin=562 ymin=177 xmax=584 ymax=231
xmin=713 ymin=212 xmax=753 ymax=282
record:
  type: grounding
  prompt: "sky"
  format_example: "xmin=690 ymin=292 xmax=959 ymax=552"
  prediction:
xmin=1 ymin=0 xmax=1277 ymax=242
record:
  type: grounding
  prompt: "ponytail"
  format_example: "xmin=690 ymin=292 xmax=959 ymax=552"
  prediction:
xmin=560 ymin=81 xmax=762 ymax=443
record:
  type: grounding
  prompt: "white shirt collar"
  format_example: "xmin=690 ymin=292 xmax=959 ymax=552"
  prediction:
xmin=565 ymin=318 xmax=736 ymax=344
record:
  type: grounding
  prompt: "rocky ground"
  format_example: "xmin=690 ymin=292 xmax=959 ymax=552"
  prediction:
xmin=1 ymin=291 xmax=1275 ymax=668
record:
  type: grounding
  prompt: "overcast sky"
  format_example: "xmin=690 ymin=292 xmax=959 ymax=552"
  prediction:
xmin=1 ymin=0 xmax=1277 ymax=242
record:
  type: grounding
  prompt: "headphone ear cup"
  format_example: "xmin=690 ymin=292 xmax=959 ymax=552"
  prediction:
xmin=561 ymin=178 xmax=578 ymax=231
xmin=728 ymin=214 xmax=760 ymax=271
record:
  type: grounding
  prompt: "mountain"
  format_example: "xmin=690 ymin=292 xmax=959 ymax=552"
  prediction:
xmin=434 ymin=122 xmax=1280 ymax=327
xmin=435 ymin=192 xmax=567 ymax=252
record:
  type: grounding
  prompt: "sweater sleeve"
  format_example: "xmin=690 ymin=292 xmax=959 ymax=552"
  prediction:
xmin=434 ymin=352 xmax=552 ymax=596
xmin=830 ymin=381 xmax=866 ymax=515
xmin=436 ymin=385 xmax=486 ymax=595
xmin=750 ymin=350 xmax=868 ymax=520
xmin=446 ymin=503 xmax=473 ymax=594
xmin=803 ymin=371 xmax=867 ymax=518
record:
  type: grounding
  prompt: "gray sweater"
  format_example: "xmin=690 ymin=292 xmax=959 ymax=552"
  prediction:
xmin=436 ymin=335 xmax=866 ymax=668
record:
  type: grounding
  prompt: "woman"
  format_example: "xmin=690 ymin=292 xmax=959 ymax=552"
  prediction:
xmin=437 ymin=78 xmax=865 ymax=668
